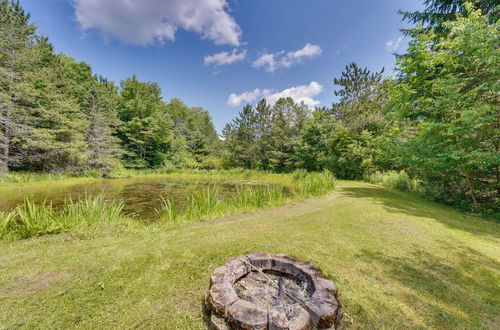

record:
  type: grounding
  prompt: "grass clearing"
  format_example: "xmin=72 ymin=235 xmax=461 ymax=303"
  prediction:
xmin=0 ymin=180 xmax=498 ymax=329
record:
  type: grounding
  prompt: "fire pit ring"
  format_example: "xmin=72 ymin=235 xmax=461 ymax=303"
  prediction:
xmin=205 ymin=252 xmax=341 ymax=329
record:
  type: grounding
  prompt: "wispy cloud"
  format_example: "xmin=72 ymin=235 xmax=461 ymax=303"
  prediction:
xmin=386 ymin=37 xmax=403 ymax=52
xmin=252 ymin=43 xmax=322 ymax=72
xmin=336 ymin=43 xmax=347 ymax=55
xmin=72 ymin=0 xmax=242 ymax=46
xmin=204 ymin=49 xmax=247 ymax=66
xmin=227 ymin=82 xmax=323 ymax=108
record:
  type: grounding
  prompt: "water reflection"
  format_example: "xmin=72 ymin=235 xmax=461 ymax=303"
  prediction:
xmin=0 ymin=177 xmax=273 ymax=221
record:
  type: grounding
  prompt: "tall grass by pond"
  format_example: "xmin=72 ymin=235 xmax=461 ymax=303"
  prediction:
xmin=155 ymin=184 xmax=287 ymax=222
xmin=155 ymin=170 xmax=335 ymax=222
xmin=0 ymin=195 xmax=128 ymax=241
xmin=1 ymin=170 xmax=336 ymax=240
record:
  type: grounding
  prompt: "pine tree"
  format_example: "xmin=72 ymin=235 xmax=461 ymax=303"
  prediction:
xmin=400 ymin=0 xmax=498 ymax=33
xmin=0 ymin=0 xmax=36 ymax=173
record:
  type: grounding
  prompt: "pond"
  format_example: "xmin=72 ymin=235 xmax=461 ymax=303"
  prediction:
xmin=0 ymin=177 xmax=283 ymax=221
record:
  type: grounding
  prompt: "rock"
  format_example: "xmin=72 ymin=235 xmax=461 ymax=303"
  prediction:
xmin=303 ymin=297 xmax=339 ymax=329
xmin=205 ymin=253 xmax=341 ymax=329
xmin=227 ymin=299 xmax=268 ymax=329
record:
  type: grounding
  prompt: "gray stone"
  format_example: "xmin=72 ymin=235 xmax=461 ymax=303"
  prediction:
xmin=209 ymin=314 xmax=229 ymax=330
xmin=208 ymin=282 xmax=239 ymax=317
xmin=205 ymin=253 xmax=341 ymax=329
xmin=303 ymin=298 xmax=339 ymax=329
xmin=227 ymin=299 xmax=268 ymax=329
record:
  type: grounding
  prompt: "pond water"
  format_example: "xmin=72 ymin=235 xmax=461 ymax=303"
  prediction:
xmin=0 ymin=177 xmax=279 ymax=221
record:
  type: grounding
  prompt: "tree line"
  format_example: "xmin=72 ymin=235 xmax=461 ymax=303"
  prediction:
xmin=0 ymin=0 xmax=221 ymax=176
xmin=224 ymin=2 xmax=499 ymax=216
xmin=1 ymin=1 xmax=498 ymax=217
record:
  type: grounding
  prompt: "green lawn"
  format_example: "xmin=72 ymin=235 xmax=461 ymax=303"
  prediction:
xmin=0 ymin=180 xmax=498 ymax=329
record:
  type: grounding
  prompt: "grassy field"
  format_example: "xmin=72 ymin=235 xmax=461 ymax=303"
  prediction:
xmin=0 ymin=180 xmax=498 ymax=329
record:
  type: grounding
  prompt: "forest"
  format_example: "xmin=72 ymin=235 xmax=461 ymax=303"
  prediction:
xmin=1 ymin=0 xmax=498 ymax=218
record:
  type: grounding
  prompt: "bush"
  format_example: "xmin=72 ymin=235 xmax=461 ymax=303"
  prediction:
xmin=365 ymin=171 xmax=422 ymax=193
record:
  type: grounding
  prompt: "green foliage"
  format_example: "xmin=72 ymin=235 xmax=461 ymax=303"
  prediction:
xmin=62 ymin=194 xmax=125 ymax=228
xmin=154 ymin=196 xmax=179 ymax=222
xmin=366 ymin=171 xmax=422 ymax=193
xmin=390 ymin=3 xmax=499 ymax=214
xmin=155 ymin=171 xmax=335 ymax=223
xmin=184 ymin=185 xmax=223 ymax=220
xmin=293 ymin=170 xmax=337 ymax=196
xmin=399 ymin=0 xmax=498 ymax=33
xmin=223 ymin=98 xmax=309 ymax=172
xmin=0 ymin=194 xmax=128 ymax=241
xmin=4 ymin=199 xmax=62 ymax=239
xmin=0 ymin=1 xmax=221 ymax=176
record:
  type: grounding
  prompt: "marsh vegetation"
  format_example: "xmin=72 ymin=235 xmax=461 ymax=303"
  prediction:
xmin=0 ymin=170 xmax=335 ymax=241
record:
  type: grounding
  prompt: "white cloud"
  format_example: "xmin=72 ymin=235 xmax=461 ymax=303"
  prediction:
xmin=227 ymin=88 xmax=271 ymax=107
xmin=227 ymin=82 xmax=323 ymax=108
xmin=386 ymin=37 xmax=403 ymax=52
xmin=72 ymin=0 xmax=242 ymax=46
xmin=252 ymin=43 xmax=322 ymax=72
xmin=204 ymin=49 xmax=247 ymax=66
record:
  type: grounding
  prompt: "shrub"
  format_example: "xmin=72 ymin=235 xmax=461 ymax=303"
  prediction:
xmin=366 ymin=171 xmax=422 ymax=193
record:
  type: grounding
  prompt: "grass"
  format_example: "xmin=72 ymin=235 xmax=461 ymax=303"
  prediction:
xmin=365 ymin=170 xmax=422 ymax=193
xmin=0 ymin=170 xmax=335 ymax=239
xmin=154 ymin=170 xmax=334 ymax=222
xmin=0 ymin=180 xmax=498 ymax=329
xmin=156 ymin=184 xmax=287 ymax=222
xmin=0 ymin=195 xmax=129 ymax=241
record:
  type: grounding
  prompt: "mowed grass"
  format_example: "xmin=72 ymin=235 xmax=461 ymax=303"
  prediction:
xmin=0 ymin=181 xmax=498 ymax=329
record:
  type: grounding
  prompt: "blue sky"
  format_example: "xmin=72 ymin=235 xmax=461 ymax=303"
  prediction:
xmin=20 ymin=0 xmax=423 ymax=131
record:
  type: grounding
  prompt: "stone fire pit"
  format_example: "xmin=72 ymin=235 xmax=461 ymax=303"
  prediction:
xmin=205 ymin=253 xmax=341 ymax=329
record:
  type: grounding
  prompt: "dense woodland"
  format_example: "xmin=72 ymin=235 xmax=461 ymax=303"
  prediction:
xmin=0 ymin=1 xmax=498 ymax=217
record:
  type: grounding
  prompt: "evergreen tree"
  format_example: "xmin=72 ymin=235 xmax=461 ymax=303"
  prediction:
xmin=117 ymin=75 xmax=173 ymax=168
xmin=0 ymin=0 xmax=36 ymax=173
xmin=400 ymin=0 xmax=498 ymax=33
xmin=84 ymin=78 xmax=122 ymax=175
xmin=332 ymin=62 xmax=387 ymax=133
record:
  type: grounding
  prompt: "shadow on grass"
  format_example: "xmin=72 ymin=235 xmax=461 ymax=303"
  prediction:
xmin=338 ymin=185 xmax=500 ymax=240
xmin=355 ymin=245 xmax=500 ymax=328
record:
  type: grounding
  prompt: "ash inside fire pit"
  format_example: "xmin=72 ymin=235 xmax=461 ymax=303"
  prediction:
xmin=205 ymin=253 xmax=341 ymax=330
xmin=234 ymin=270 xmax=312 ymax=308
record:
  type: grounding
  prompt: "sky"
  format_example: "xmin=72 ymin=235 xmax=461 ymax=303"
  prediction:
xmin=19 ymin=0 xmax=424 ymax=132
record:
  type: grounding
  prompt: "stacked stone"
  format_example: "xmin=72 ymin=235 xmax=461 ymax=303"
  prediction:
xmin=205 ymin=252 xmax=341 ymax=329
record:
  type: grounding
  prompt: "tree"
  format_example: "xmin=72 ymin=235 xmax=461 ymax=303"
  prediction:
xmin=223 ymin=104 xmax=257 ymax=168
xmin=84 ymin=79 xmax=122 ymax=175
xmin=0 ymin=0 xmax=36 ymax=173
xmin=400 ymin=0 xmax=498 ymax=33
xmin=391 ymin=3 xmax=499 ymax=212
xmin=332 ymin=62 xmax=388 ymax=133
xmin=117 ymin=76 xmax=173 ymax=168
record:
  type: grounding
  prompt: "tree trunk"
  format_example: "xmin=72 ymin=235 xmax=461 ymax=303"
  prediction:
xmin=464 ymin=169 xmax=478 ymax=206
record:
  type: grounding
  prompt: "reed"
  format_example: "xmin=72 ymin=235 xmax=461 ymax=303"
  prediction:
xmin=62 ymin=194 xmax=125 ymax=227
xmin=294 ymin=170 xmax=336 ymax=196
xmin=155 ymin=196 xmax=179 ymax=222
xmin=14 ymin=199 xmax=63 ymax=239
xmin=0 ymin=194 xmax=128 ymax=241
xmin=184 ymin=185 xmax=223 ymax=220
